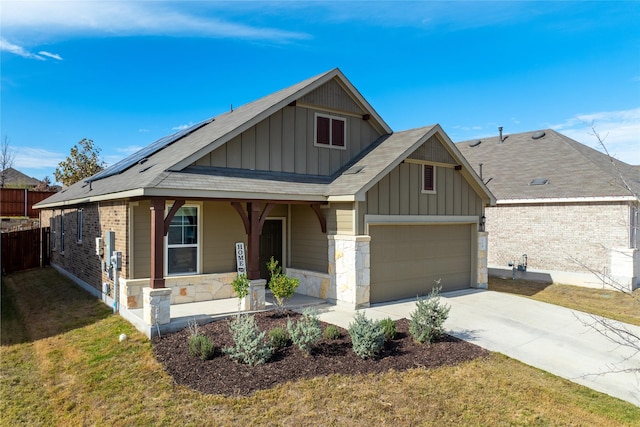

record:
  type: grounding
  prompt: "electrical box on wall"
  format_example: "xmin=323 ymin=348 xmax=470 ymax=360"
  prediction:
xmin=95 ymin=237 xmax=103 ymax=256
xmin=105 ymin=231 xmax=115 ymax=261
xmin=111 ymin=251 xmax=122 ymax=269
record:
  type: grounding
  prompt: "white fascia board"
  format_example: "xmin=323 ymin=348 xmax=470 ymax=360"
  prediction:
xmin=34 ymin=189 xmax=146 ymax=209
xmin=496 ymin=196 xmax=638 ymax=205
xmin=327 ymin=194 xmax=357 ymax=202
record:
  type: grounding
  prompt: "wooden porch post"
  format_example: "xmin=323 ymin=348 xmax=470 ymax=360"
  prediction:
xmin=247 ymin=202 xmax=262 ymax=280
xmin=150 ymin=198 xmax=166 ymax=289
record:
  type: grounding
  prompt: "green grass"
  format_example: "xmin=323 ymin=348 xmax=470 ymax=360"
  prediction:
xmin=488 ymin=276 xmax=640 ymax=326
xmin=1 ymin=267 xmax=639 ymax=426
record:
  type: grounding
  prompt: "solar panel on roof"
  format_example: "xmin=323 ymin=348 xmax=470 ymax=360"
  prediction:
xmin=86 ymin=118 xmax=213 ymax=183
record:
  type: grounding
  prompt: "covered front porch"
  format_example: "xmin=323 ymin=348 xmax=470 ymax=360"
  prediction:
xmin=120 ymin=290 xmax=328 ymax=338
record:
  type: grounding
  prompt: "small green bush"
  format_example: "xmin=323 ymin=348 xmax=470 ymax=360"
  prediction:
xmin=379 ymin=317 xmax=397 ymax=341
xmin=267 ymin=257 xmax=300 ymax=315
xmin=268 ymin=326 xmax=289 ymax=349
xmin=188 ymin=334 xmax=215 ymax=360
xmin=323 ymin=324 xmax=341 ymax=340
xmin=286 ymin=308 xmax=322 ymax=354
xmin=409 ymin=286 xmax=450 ymax=344
xmin=223 ymin=314 xmax=273 ymax=366
xmin=348 ymin=311 xmax=385 ymax=360
xmin=232 ymin=273 xmax=250 ymax=300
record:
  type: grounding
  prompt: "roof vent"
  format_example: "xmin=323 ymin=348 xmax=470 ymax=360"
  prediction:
xmin=469 ymin=140 xmax=482 ymax=147
xmin=344 ymin=165 xmax=365 ymax=175
xmin=531 ymin=131 xmax=546 ymax=140
xmin=530 ymin=178 xmax=549 ymax=186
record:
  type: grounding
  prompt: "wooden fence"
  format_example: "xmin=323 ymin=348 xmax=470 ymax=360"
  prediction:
xmin=0 ymin=227 xmax=50 ymax=274
xmin=0 ymin=188 xmax=57 ymax=218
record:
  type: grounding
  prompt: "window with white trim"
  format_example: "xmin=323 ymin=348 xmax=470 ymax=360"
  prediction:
xmin=166 ymin=205 xmax=200 ymax=275
xmin=314 ymin=113 xmax=346 ymax=149
xmin=77 ymin=208 xmax=83 ymax=243
xmin=422 ymin=164 xmax=436 ymax=194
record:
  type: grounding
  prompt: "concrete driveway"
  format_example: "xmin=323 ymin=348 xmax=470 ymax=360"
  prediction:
xmin=315 ymin=289 xmax=640 ymax=407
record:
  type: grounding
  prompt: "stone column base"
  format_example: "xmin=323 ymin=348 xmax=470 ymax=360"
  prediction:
xmin=241 ymin=279 xmax=266 ymax=311
xmin=143 ymin=287 xmax=172 ymax=325
xmin=475 ymin=231 xmax=489 ymax=289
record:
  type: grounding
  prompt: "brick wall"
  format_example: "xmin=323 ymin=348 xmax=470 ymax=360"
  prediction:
xmin=486 ymin=201 xmax=631 ymax=274
xmin=46 ymin=200 xmax=129 ymax=292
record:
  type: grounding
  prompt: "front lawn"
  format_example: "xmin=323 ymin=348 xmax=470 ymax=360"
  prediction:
xmin=488 ymin=276 xmax=640 ymax=326
xmin=1 ymin=268 xmax=638 ymax=426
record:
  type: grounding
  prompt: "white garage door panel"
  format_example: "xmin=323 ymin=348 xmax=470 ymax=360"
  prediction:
xmin=370 ymin=224 xmax=472 ymax=303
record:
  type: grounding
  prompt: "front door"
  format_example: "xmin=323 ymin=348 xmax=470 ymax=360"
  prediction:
xmin=259 ymin=219 xmax=283 ymax=281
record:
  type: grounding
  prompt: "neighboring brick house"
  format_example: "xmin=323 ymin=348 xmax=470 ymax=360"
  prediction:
xmin=36 ymin=69 xmax=494 ymax=336
xmin=457 ymin=129 xmax=639 ymax=290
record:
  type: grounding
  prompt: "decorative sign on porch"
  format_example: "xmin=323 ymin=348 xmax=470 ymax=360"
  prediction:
xmin=235 ymin=242 xmax=246 ymax=275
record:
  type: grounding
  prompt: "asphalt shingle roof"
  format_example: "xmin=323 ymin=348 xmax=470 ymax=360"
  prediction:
xmin=456 ymin=129 xmax=640 ymax=201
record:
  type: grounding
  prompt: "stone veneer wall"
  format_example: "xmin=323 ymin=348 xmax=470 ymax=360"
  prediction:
xmin=121 ymin=272 xmax=236 ymax=309
xmin=476 ymin=231 xmax=489 ymax=289
xmin=287 ymin=268 xmax=332 ymax=300
xmin=486 ymin=202 xmax=630 ymax=274
xmin=328 ymin=235 xmax=371 ymax=307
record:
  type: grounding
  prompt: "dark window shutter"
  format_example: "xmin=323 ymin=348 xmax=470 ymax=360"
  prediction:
xmin=317 ymin=116 xmax=330 ymax=145
xmin=332 ymin=119 xmax=345 ymax=147
xmin=424 ymin=165 xmax=434 ymax=191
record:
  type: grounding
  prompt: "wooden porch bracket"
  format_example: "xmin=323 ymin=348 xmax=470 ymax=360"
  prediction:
xmin=150 ymin=198 xmax=186 ymax=289
xmin=310 ymin=204 xmax=327 ymax=233
xmin=231 ymin=202 xmax=250 ymax=234
xmin=164 ymin=199 xmax=185 ymax=235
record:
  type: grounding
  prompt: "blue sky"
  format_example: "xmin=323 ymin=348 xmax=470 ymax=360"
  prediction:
xmin=1 ymin=1 xmax=639 ymax=185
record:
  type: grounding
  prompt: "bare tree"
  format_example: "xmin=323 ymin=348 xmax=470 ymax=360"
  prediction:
xmin=1 ymin=135 xmax=16 ymax=188
xmin=573 ymin=125 xmax=639 ymax=380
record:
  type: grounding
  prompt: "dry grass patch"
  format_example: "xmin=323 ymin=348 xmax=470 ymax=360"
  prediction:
xmin=489 ymin=276 xmax=640 ymax=326
xmin=1 ymin=267 xmax=639 ymax=426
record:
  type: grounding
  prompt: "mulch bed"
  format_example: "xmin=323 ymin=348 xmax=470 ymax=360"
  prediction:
xmin=152 ymin=310 xmax=489 ymax=396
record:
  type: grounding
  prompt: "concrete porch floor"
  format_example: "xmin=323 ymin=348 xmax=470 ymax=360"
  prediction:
xmin=124 ymin=291 xmax=329 ymax=337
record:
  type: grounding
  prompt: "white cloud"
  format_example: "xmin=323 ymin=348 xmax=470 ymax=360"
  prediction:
xmin=172 ymin=123 xmax=192 ymax=131
xmin=38 ymin=51 xmax=63 ymax=60
xmin=14 ymin=147 xmax=64 ymax=169
xmin=0 ymin=37 xmax=45 ymax=60
xmin=1 ymin=37 xmax=64 ymax=60
xmin=1 ymin=1 xmax=310 ymax=43
xmin=552 ymin=107 xmax=640 ymax=165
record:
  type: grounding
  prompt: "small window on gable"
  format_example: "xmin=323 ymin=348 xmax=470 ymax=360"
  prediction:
xmin=315 ymin=113 xmax=346 ymax=149
xmin=422 ymin=164 xmax=436 ymax=194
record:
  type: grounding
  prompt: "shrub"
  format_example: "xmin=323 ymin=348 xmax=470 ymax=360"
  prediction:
xmin=286 ymin=308 xmax=322 ymax=355
xmin=186 ymin=319 xmax=215 ymax=360
xmin=348 ymin=311 xmax=385 ymax=360
xmin=231 ymin=273 xmax=250 ymax=312
xmin=223 ymin=314 xmax=273 ymax=366
xmin=409 ymin=286 xmax=450 ymax=344
xmin=379 ymin=317 xmax=397 ymax=341
xmin=323 ymin=324 xmax=341 ymax=340
xmin=268 ymin=326 xmax=289 ymax=349
xmin=188 ymin=334 xmax=215 ymax=360
xmin=267 ymin=257 xmax=300 ymax=315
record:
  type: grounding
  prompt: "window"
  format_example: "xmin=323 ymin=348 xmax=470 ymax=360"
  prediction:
xmin=315 ymin=113 xmax=346 ymax=149
xmin=166 ymin=205 xmax=200 ymax=275
xmin=77 ymin=208 xmax=83 ymax=243
xmin=422 ymin=164 xmax=436 ymax=194
xmin=60 ymin=210 xmax=65 ymax=252
xmin=51 ymin=214 xmax=57 ymax=251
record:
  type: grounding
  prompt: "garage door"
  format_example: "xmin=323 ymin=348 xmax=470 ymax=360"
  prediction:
xmin=369 ymin=224 xmax=472 ymax=303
